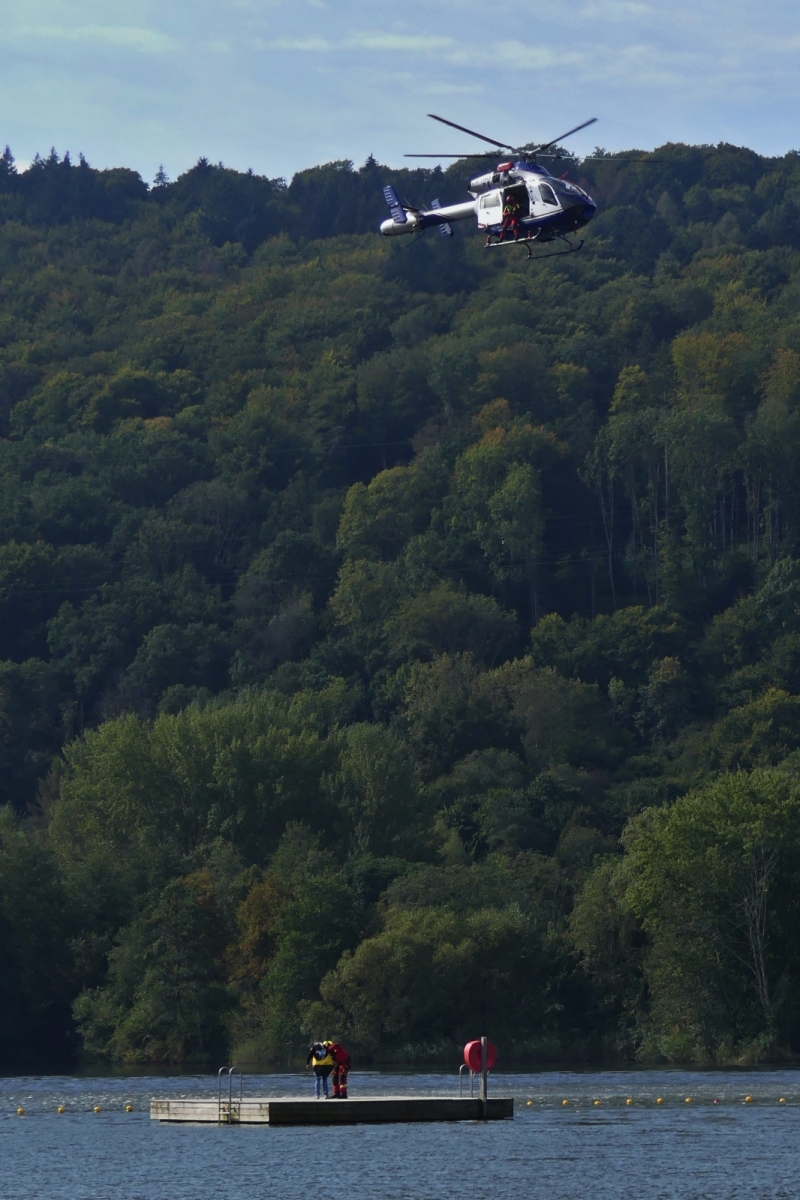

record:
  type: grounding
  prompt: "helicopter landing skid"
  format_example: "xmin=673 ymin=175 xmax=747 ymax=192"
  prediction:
xmin=485 ymin=234 xmax=584 ymax=260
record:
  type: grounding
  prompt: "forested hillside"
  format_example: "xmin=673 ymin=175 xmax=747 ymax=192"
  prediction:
xmin=3 ymin=140 xmax=800 ymax=1067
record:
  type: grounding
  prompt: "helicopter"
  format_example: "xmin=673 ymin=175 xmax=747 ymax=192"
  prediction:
xmin=380 ymin=113 xmax=598 ymax=259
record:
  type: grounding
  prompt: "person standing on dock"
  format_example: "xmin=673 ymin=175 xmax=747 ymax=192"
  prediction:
xmin=306 ymin=1040 xmax=335 ymax=1098
xmin=330 ymin=1041 xmax=350 ymax=1099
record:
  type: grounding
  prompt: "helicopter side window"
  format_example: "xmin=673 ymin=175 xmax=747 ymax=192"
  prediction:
xmin=539 ymin=183 xmax=558 ymax=206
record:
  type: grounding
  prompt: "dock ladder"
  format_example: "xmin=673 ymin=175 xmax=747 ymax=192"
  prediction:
xmin=218 ymin=1066 xmax=243 ymax=1124
xmin=459 ymin=1065 xmax=476 ymax=1097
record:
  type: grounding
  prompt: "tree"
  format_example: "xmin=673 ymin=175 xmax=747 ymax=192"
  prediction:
xmin=327 ymin=723 xmax=427 ymax=857
xmin=0 ymin=145 xmax=16 ymax=186
xmin=385 ymin=582 xmax=518 ymax=667
xmin=623 ymin=770 xmax=800 ymax=1059
xmin=304 ymin=904 xmax=551 ymax=1055
xmin=75 ymin=865 xmax=240 ymax=1062
xmin=450 ymin=419 xmax=563 ymax=626
xmin=0 ymin=808 xmax=73 ymax=1065
xmin=227 ymin=825 xmax=364 ymax=1061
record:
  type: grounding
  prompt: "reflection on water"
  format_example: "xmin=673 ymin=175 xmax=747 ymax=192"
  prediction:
xmin=1 ymin=1069 xmax=799 ymax=1199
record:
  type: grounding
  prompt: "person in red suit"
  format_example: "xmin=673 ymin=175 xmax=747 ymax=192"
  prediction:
xmin=496 ymin=192 xmax=523 ymax=242
xmin=330 ymin=1041 xmax=351 ymax=1099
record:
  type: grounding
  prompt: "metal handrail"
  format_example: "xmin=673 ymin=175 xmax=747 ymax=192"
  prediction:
xmin=229 ymin=1067 xmax=242 ymax=1123
xmin=458 ymin=1064 xmax=475 ymax=1098
xmin=218 ymin=1066 xmax=243 ymax=1124
xmin=218 ymin=1067 xmax=229 ymax=1123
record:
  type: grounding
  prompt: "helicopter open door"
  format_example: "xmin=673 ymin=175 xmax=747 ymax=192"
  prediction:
xmin=477 ymin=189 xmax=503 ymax=229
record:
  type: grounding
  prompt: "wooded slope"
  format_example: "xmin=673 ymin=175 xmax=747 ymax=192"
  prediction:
xmin=2 ymin=142 xmax=800 ymax=1066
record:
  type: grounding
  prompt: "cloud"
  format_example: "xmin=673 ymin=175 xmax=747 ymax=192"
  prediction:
xmin=17 ymin=24 xmax=175 ymax=53
xmin=425 ymin=83 xmax=477 ymax=94
xmin=258 ymin=36 xmax=331 ymax=50
xmin=579 ymin=1 xmax=652 ymax=18
xmin=740 ymin=31 xmax=800 ymax=56
xmin=348 ymin=33 xmax=454 ymax=51
xmin=254 ymin=27 xmax=586 ymax=70
xmin=487 ymin=40 xmax=586 ymax=69
xmin=258 ymin=31 xmax=455 ymax=53
xmin=580 ymin=41 xmax=705 ymax=87
xmin=240 ymin=17 xmax=778 ymax=100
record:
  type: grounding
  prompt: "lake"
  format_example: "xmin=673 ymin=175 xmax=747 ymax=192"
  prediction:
xmin=1 ymin=1068 xmax=798 ymax=1199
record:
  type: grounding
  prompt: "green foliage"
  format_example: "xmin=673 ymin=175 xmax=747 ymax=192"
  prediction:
xmin=76 ymin=865 xmax=239 ymax=1063
xmin=0 ymin=808 xmax=73 ymax=1063
xmin=326 ymin=723 xmax=426 ymax=857
xmin=622 ymin=770 xmax=800 ymax=1060
xmin=385 ymin=583 xmax=518 ymax=667
xmin=531 ymin=607 xmax=684 ymax=690
xmin=226 ymin=825 xmax=365 ymax=1060
xmin=303 ymin=848 xmax=609 ymax=1059
xmin=304 ymin=904 xmax=546 ymax=1054
xmin=51 ymin=693 xmax=335 ymax=876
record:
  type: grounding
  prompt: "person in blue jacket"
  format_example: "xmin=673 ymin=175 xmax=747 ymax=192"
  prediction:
xmin=306 ymin=1040 xmax=335 ymax=1098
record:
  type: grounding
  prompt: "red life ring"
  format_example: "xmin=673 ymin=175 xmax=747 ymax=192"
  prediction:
xmin=463 ymin=1040 xmax=497 ymax=1072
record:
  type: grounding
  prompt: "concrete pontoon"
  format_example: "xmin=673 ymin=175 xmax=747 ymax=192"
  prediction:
xmin=150 ymin=1096 xmax=514 ymax=1125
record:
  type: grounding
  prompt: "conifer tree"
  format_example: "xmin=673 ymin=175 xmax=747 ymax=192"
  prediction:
xmin=0 ymin=145 xmax=16 ymax=185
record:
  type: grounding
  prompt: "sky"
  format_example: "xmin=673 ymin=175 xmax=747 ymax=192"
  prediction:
xmin=2 ymin=0 xmax=800 ymax=185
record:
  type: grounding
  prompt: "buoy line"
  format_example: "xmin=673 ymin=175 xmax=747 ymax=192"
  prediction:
xmin=9 ymin=1095 xmax=795 ymax=1116
xmin=10 ymin=1103 xmax=136 ymax=1115
xmin=520 ymin=1096 xmax=794 ymax=1107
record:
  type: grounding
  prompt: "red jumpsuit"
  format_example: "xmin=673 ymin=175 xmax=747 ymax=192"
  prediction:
xmin=330 ymin=1043 xmax=350 ymax=1098
xmin=498 ymin=197 xmax=522 ymax=242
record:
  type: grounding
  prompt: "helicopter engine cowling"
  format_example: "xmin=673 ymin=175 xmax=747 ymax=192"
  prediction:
xmin=468 ymin=170 xmax=509 ymax=195
xmin=380 ymin=214 xmax=421 ymax=236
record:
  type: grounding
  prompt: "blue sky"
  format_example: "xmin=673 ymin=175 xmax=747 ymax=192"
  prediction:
xmin=2 ymin=0 xmax=800 ymax=185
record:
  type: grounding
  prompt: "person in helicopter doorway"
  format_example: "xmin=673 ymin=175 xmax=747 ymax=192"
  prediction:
xmin=495 ymin=191 xmax=523 ymax=243
xmin=330 ymin=1041 xmax=351 ymax=1099
xmin=306 ymin=1039 xmax=335 ymax=1098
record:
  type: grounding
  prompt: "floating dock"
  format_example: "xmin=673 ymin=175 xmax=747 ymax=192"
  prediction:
xmin=150 ymin=1096 xmax=513 ymax=1125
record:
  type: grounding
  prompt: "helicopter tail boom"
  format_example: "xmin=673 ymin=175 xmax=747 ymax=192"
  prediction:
xmin=379 ymin=191 xmax=476 ymax=237
xmin=423 ymin=199 xmax=476 ymax=224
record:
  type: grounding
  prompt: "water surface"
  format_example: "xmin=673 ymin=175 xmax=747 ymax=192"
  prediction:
xmin=1 ymin=1068 xmax=797 ymax=1199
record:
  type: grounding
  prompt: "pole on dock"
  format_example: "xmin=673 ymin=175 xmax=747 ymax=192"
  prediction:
xmin=480 ymin=1036 xmax=488 ymax=1119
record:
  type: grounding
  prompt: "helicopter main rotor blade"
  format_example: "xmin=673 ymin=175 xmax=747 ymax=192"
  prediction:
xmin=533 ymin=117 xmax=597 ymax=154
xmin=404 ymin=153 xmax=495 ymax=159
xmin=427 ymin=113 xmax=517 ymax=152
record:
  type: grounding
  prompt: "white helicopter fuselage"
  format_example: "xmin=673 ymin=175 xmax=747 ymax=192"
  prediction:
xmin=380 ymin=160 xmax=596 ymax=242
